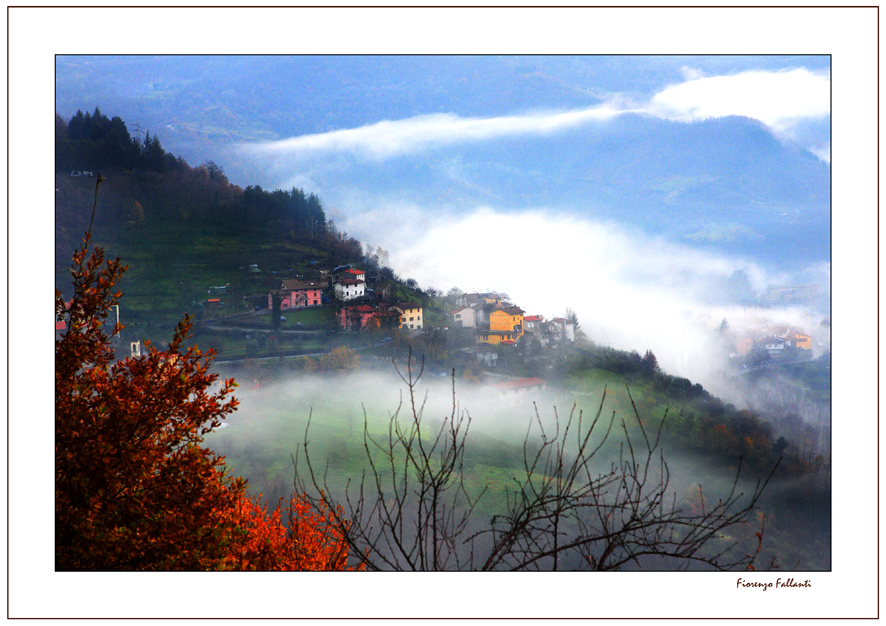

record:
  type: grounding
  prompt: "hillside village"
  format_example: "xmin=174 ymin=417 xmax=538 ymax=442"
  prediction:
xmin=253 ymin=259 xmax=824 ymax=370
xmin=259 ymin=263 xmax=577 ymax=369
xmin=58 ymin=243 xmax=826 ymax=394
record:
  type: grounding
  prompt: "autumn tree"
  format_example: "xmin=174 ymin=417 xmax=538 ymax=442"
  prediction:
xmin=55 ymin=232 xmax=243 ymax=569
xmin=55 ymin=176 xmax=357 ymax=570
xmin=319 ymin=345 xmax=360 ymax=371
xmin=223 ymin=492 xmax=354 ymax=571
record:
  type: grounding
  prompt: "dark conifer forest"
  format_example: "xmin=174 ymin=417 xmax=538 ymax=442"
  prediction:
xmin=56 ymin=108 xmax=331 ymax=251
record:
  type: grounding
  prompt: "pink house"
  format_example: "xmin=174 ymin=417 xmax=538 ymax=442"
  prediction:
xmin=269 ymin=279 xmax=323 ymax=310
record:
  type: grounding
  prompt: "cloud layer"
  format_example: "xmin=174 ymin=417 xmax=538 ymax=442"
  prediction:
xmin=646 ymin=67 xmax=830 ymax=155
xmin=346 ymin=206 xmax=827 ymax=387
xmin=648 ymin=68 xmax=830 ymax=129
xmin=247 ymin=106 xmax=624 ymax=162
xmin=244 ymin=66 xmax=830 ymax=168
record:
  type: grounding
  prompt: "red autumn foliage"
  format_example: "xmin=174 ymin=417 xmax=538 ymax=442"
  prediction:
xmin=55 ymin=234 xmax=358 ymax=570
xmin=224 ymin=492 xmax=357 ymax=571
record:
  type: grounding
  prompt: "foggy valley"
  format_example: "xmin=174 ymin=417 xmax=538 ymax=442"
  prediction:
xmin=45 ymin=47 xmax=845 ymax=590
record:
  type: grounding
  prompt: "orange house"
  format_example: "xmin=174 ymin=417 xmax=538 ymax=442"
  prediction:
xmin=478 ymin=305 xmax=524 ymax=345
xmin=789 ymin=333 xmax=813 ymax=350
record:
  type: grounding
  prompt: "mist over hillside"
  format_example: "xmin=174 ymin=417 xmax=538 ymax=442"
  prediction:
xmin=55 ymin=54 xmax=831 ymax=391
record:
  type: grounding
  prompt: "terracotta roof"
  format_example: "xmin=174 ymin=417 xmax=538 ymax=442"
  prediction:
xmin=524 ymin=315 xmax=544 ymax=322
xmin=337 ymin=278 xmax=365 ymax=286
xmin=342 ymin=304 xmax=375 ymax=313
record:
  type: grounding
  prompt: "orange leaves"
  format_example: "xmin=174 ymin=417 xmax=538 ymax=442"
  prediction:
xmin=56 ymin=238 xmax=360 ymax=571
xmin=224 ymin=492 xmax=358 ymax=571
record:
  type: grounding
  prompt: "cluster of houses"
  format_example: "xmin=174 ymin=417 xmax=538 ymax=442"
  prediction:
xmin=450 ymin=292 xmax=576 ymax=348
xmin=261 ymin=266 xmax=577 ymax=355
xmin=729 ymin=324 xmax=815 ymax=362
xmin=265 ymin=265 xmax=424 ymax=332
xmin=338 ymin=302 xmax=424 ymax=332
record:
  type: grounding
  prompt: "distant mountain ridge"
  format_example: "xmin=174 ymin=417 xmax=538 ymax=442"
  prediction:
xmin=56 ymin=56 xmax=830 ymax=271
xmin=311 ymin=113 xmax=829 ymax=268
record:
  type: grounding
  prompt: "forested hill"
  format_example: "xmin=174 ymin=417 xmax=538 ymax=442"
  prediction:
xmin=55 ymin=108 xmax=342 ymax=262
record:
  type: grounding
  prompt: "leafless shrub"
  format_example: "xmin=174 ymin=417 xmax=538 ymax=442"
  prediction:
xmin=294 ymin=350 xmax=777 ymax=571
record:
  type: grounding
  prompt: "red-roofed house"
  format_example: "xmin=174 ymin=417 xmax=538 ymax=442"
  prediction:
xmin=523 ymin=315 xmax=545 ymax=332
xmin=334 ymin=268 xmax=366 ymax=283
xmin=545 ymin=318 xmax=575 ymax=343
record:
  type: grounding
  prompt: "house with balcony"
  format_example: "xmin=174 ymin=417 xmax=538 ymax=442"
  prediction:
xmin=478 ymin=305 xmax=524 ymax=345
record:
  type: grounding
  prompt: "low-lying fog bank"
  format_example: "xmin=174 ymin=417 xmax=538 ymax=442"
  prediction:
xmin=204 ymin=367 xmax=830 ymax=569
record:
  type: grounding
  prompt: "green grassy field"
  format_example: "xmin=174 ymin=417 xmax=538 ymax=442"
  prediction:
xmin=61 ymin=217 xmax=333 ymax=330
xmin=201 ymin=366 xmax=829 ymax=569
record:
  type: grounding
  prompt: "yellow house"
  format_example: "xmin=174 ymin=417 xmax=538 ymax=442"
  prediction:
xmin=478 ymin=305 xmax=524 ymax=345
xmin=394 ymin=302 xmax=423 ymax=330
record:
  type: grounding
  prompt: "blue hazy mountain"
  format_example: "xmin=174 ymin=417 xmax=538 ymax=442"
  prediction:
xmin=55 ymin=55 xmax=830 ymax=271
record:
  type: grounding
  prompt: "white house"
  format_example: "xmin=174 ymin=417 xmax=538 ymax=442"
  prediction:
xmin=758 ymin=336 xmax=786 ymax=356
xmin=334 ymin=278 xmax=366 ymax=301
xmin=546 ymin=318 xmax=576 ymax=343
xmin=451 ymin=306 xmax=477 ymax=328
